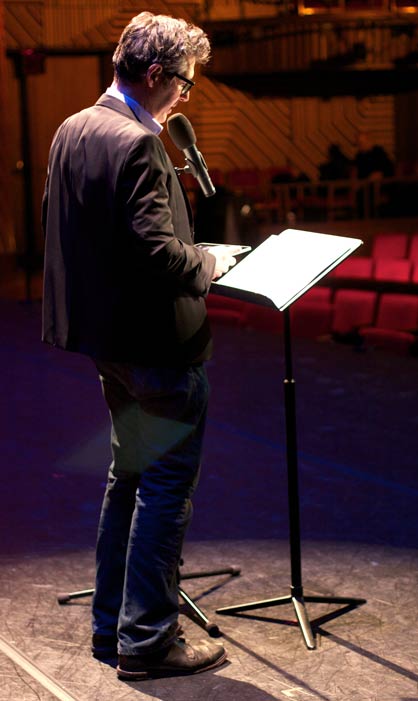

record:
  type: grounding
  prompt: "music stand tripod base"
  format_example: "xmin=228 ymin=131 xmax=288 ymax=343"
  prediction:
xmin=217 ymin=588 xmax=367 ymax=650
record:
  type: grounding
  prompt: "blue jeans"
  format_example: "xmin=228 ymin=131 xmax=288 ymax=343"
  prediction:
xmin=92 ymin=360 xmax=209 ymax=655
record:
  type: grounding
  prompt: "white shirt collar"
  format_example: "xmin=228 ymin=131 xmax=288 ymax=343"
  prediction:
xmin=106 ymin=82 xmax=163 ymax=135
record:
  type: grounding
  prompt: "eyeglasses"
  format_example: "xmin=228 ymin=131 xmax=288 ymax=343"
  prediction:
xmin=167 ymin=71 xmax=195 ymax=96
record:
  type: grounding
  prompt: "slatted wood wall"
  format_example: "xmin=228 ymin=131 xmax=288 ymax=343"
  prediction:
xmin=0 ymin=0 xmax=397 ymax=254
xmin=177 ymin=77 xmax=395 ymax=177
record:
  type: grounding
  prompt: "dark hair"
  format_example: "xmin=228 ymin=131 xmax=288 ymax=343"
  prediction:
xmin=113 ymin=12 xmax=211 ymax=82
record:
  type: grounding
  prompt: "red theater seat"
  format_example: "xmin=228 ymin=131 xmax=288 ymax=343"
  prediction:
xmin=331 ymin=256 xmax=373 ymax=279
xmin=373 ymin=258 xmax=411 ymax=282
xmin=360 ymin=293 xmax=418 ymax=353
xmin=371 ymin=233 xmax=408 ymax=259
xmin=290 ymin=287 xmax=333 ymax=338
xmin=332 ymin=290 xmax=378 ymax=336
xmin=299 ymin=286 xmax=332 ymax=302
xmin=408 ymin=233 xmax=418 ymax=262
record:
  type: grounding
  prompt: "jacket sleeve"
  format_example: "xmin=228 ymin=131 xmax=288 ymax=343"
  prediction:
xmin=120 ymin=132 xmax=216 ymax=297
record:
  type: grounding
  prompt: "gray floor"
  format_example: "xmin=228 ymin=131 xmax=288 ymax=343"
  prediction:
xmin=1 ymin=541 xmax=417 ymax=700
xmin=1 ymin=295 xmax=418 ymax=700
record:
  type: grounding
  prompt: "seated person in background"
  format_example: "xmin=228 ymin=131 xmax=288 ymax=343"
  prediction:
xmin=271 ymin=161 xmax=310 ymax=204
xmin=353 ymin=131 xmax=395 ymax=216
xmin=353 ymin=131 xmax=394 ymax=181
xmin=271 ymin=159 xmax=310 ymax=184
xmin=318 ymin=143 xmax=352 ymax=200
xmin=319 ymin=143 xmax=352 ymax=181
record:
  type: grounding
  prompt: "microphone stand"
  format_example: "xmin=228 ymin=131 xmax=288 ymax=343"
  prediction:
xmin=175 ymin=157 xmax=216 ymax=198
xmin=56 ymin=563 xmax=240 ymax=638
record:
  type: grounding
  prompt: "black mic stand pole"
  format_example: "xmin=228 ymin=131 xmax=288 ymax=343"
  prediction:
xmin=217 ymin=307 xmax=366 ymax=649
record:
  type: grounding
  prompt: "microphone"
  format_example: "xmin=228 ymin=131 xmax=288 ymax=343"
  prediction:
xmin=167 ymin=113 xmax=216 ymax=198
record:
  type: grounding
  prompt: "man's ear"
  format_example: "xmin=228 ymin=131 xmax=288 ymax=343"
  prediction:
xmin=147 ymin=63 xmax=163 ymax=87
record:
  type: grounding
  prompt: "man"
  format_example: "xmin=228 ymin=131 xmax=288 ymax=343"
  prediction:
xmin=353 ymin=130 xmax=394 ymax=181
xmin=353 ymin=130 xmax=395 ymax=216
xmin=42 ymin=12 xmax=237 ymax=680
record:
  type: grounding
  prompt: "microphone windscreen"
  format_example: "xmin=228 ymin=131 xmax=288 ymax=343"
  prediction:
xmin=167 ymin=113 xmax=197 ymax=150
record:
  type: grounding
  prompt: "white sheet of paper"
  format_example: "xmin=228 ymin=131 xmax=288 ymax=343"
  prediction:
xmin=213 ymin=229 xmax=363 ymax=310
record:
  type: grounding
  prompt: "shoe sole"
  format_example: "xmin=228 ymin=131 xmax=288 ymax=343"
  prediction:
xmin=116 ymin=651 xmax=227 ymax=681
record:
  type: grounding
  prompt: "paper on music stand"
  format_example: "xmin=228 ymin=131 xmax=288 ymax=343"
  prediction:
xmin=213 ymin=228 xmax=363 ymax=310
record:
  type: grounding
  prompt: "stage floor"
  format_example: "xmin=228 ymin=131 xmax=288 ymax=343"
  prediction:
xmin=0 ymin=296 xmax=417 ymax=701
xmin=1 ymin=541 xmax=417 ymax=701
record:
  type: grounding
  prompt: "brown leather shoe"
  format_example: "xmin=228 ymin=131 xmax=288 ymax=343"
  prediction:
xmin=117 ymin=638 xmax=227 ymax=680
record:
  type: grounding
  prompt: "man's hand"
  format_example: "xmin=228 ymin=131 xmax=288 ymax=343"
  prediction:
xmin=208 ymin=245 xmax=241 ymax=280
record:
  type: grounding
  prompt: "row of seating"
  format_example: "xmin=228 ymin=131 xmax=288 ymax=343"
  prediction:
xmin=333 ymin=256 xmax=418 ymax=283
xmin=368 ymin=232 xmax=418 ymax=259
xmin=328 ymin=232 xmax=418 ymax=283
xmin=207 ymin=287 xmax=418 ymax=355
xmin=206 ymin=232 xmax=418 ymax=353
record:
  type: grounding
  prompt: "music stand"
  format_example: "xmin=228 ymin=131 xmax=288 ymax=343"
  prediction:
xmin=212 ymin=229 xmax=367 ymax=649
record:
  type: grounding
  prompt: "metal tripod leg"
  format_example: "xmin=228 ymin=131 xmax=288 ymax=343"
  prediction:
xmin=57 ymin=565 xmax=241 ymax=637
xmin=292 ymin=595 xmax=315 ymax=650
xmin=178 ymin=585 xmax=220 ymax=637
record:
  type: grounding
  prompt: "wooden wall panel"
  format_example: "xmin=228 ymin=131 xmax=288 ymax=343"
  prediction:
xmin=178 ymin=75 xmax=395 ymax=178
xmin=204 ymin=0 xmax=284 ymax=19
xmin=43 ymin=0 xmax=118 ymax=47
xmin=207 ymin=17 xmax=418 ymax=73
xmin=2 ymin=0 xmax=399 ymax=256
xmin=5 ymin=53 xmax=101 ymax=252
xmin=74 ymin=0 xmax=200 ymax=48
xmin=5 ymin=1 xmax=43 ymax=47
xmin=28 ymin=55 xmax=101 ymax=251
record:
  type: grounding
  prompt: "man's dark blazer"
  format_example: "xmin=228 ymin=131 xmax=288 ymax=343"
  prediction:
xmin=42 ymin=94 xmax=216 ymax=366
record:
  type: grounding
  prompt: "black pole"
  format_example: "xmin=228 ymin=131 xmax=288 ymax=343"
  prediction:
xmin=283 ymin=308 xmax=303 ymax=596
xmin=15 ymin=52 xmax=37 ymax=303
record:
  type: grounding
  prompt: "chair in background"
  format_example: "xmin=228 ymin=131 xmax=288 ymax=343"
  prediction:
xmin=373 ymin=258 xmax=412 ymax=282
xmin=371 ymin=233 xmax=408 ymax=259
xmin=359 ymin=293 xmax=418 ymax=354
xmin=331 ymin=289 xmax=378 ymax=343
xmin=331 ymin=256 xmax=374 ymax=280
xmin=290 ymin=287 xmax=333 ymax=339
xmin=407 ymin=233 xmax=418 ymax=262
